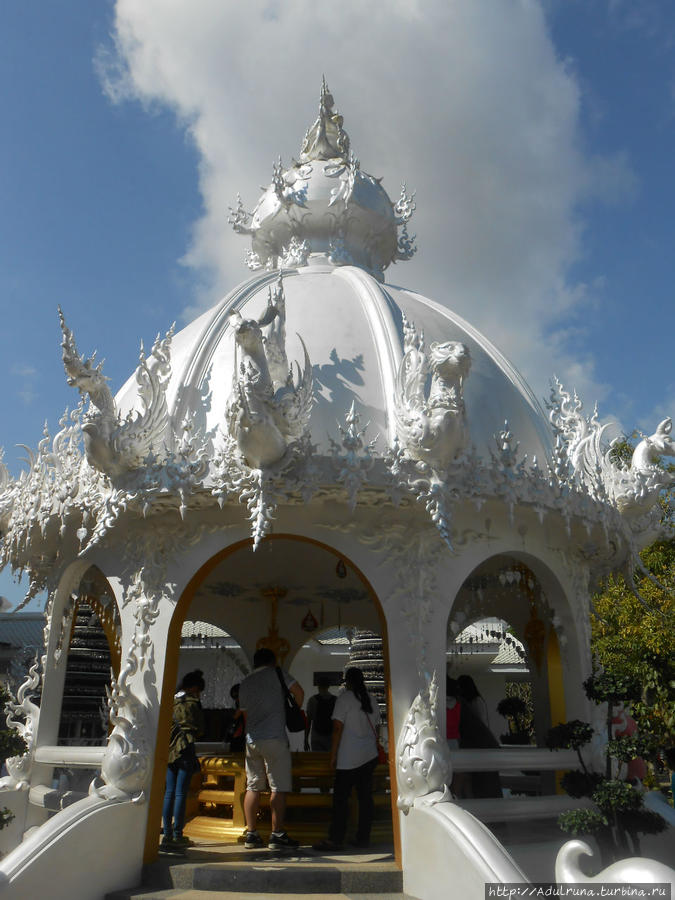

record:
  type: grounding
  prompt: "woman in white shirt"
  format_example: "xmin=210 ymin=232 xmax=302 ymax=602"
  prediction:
xmin=313 ymin=667 xmax=380 ymax=851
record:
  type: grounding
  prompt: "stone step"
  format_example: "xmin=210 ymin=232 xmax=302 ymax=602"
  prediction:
xmin=106 ymin=845 xmax=409 ymax=899
xmin=108 ymin=891 xmax=414 ymax=900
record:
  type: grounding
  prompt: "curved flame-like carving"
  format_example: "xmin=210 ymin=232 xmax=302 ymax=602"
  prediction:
xmin=396 ymin=672 xmax=452 ymax=815
xmin=0 ymin=451 xmax=14 ymax=535
xmin=92 ymin=639 xmax=150 ymax=802
xmin=59 ymin=307 xmax=173 ymax=478
xmin=549 ymin=379 xmax=674 ymax=517
xmin=394 ymin=316 xmax=471 ymax=472
xmin=556 ymin=839 xmax=675 ymax=885
xmin=0 ymin=662 xmax=41 ymax=791
xmin=225 ymin=276 xmax=313 ymax=470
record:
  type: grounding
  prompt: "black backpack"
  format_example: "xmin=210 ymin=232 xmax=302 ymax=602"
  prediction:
xmin=312 ymin=693 xmax=336 ymax=736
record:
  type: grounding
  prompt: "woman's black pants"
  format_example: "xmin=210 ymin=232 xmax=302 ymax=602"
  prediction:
xmin=329 ymin=756 xmax=378 ymax=845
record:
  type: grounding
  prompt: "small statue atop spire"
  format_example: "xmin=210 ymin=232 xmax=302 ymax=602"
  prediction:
xmin=299 ymin=77 xmax=350 ymax=163
xmin=229 ymin=80 xmax=416 ymax=280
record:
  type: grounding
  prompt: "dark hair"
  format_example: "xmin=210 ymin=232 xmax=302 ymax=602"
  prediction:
xmin=253 ymin=647 xmax=276 ymax=668
xmin=181 ymin=669 xmax=205 ymax=692
xmin=316 ymin=675 xmax=331 ymax=689
xmin=446 ymin=676 xmax=459 ymax=698
xmin=457 ymin=675 xmax=481 ymax=702
xmin=344 ymin=667 xmax=372 ymax=714
xmin=230 ymin=683 xmax=240 ymax=700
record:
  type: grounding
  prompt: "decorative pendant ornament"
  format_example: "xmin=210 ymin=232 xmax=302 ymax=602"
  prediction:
xmin=335 ymin=559 xmax=347 ymax=578
xmin=301 ymin=609 xmax=318 ymax=633
xmin=256 ymin=586 xmax=290 ymax=664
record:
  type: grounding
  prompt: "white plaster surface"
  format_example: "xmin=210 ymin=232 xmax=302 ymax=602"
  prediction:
xmin=402 ymin=795 xmax=528 ymax=900
xmin=115 ymin=266 xmax=554 ymax=462
xmin=0 ymin=795 xmax=142 ymax=900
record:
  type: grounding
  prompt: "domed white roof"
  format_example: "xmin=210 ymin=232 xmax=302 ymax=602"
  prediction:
xmin=116 ymin=82 xmax=552 ymax=467
xmin=116 ymin=263 xmax=553 ymax=464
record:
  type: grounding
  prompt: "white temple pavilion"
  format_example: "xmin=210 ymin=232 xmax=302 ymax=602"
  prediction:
xmin=0 ymin=81 xmax=673 ymax=899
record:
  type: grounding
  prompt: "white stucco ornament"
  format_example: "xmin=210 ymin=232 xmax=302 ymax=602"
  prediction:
xmin=0 ymin=451 xmax=12 ymax=536
xmin=92 ymin=637 xmax=150 ymax=802
xmin=394 ymin=315 xmax=471 ymax=471
xmin=225 ymin=275 xmax=313 ymax=469
xmin=396 ymin=672 xmax=452 ymax=814
xmin=0 ymin=663 xmax=40 ymax=791
xmin=328 ymin=402 xmax=378 ymax=511
xmin=556 ymin=840 xmax=675 ymax=885
xmin=549 ymin=379 xmax=674 ymax=519
xmin=229 ymin=78 xmax=416 ymax=281
xmin=59 ymin=307 xmax=174 ymax=478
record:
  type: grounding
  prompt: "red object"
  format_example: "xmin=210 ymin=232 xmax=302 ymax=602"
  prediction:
xmin=446 ymin=701 xmax=461 ymax=740
xmin=612 ymin=707 xmax=648 ymax=782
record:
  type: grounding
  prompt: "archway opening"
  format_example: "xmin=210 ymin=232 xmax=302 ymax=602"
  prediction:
xmin=51 ymin=565 xmax=121 ymax=803
xmin=448 ymin=616 xmax=533 ymax=746
xmin=56 ymin=565 xmax=121 ymax=748
xmin=446 ymin=554 xmax=569 ymax=807
xmin=146 ymin=535 xmax=394 ymax=860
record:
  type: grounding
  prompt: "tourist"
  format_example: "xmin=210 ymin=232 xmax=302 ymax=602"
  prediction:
xmin=313 ymin=667 xmax=380 ymax=852
xmin=446 ymin=676 xmax=461 ymax=750
xmin=611 ymin=702 xmax=647 ymax=784
xmin=238 ymin=647 xmax=304 ymax=850
xmin=304 ymin=676 xmax=337 ymax=752
xmin=446 ymin=676 xmax=470 ymax=798
xmin=161 ymin=669 xmax=205 ymax=854
xmin=225 ymin=683 xmax=246 ymax=752
xmin=457 ymin=674 xmax=489 ymax=726
xmin=457 ymin=683 xmax=502 ymax=799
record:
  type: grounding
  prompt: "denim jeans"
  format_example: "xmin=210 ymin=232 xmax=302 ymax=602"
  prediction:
xmin=162 ymin=759 xmax=193 ymax=839
xmin=329 ymin=756 xmax=378 ymax=845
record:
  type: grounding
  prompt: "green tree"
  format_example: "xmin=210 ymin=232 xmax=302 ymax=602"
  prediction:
xmin=593 ymin=433 xmax=675 ymax=753
xmin=591 ymin=549 xmax=675 ymax=753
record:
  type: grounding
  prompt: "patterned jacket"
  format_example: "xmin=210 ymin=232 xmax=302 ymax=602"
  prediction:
xmin=168 ymin=691 xmax=205 ymax=765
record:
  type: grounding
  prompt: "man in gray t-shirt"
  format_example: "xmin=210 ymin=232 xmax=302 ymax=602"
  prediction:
xmin=238 ymin=647 xmax=304 ymax=849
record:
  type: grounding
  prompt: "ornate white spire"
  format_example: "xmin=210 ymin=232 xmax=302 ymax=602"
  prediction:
xmin=229 ymin=80 xmax=416 ymax=281
xmin=299 ymin=76 xmax=350 ymax=163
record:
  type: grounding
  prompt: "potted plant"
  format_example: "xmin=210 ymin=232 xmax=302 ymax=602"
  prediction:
xmin=497 ymin=695 xmax=532 ymax=745
xmin=546 ymin=673 xmax=665 ymax=865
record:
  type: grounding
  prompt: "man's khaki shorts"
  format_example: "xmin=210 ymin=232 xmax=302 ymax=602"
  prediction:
xmin=245 ymin=738 xmax=292 ymax=792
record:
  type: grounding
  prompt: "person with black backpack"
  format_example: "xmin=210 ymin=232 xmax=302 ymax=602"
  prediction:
xmin=304 ymin=676 xmax=336 ymax=752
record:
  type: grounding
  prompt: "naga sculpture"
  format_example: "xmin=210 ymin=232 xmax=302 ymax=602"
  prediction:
xmin=0 ymin=663 xmax=41 ymax=791
xmin=92 ymin=639 xmax=151 ymax=802
xmin=396 ymin=672 xmax=452 ymax=814
xmin=394 ymin=315 xmax=471 ymax=471
xmin=556 ymin=839 xmax=675 ymax=885
xmin=225 ymin=276 xmax=313 ymax=470
xmin=549 ymin=379 xmax=674 ymax=517
xmin=59 ymin=308 xmax=173 ymax=479
xmin=0 ymin=453 xmax=12 ymax=536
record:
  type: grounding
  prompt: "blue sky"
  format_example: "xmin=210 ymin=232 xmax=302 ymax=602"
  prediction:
xmin=1 ymin=0 xmax=674 ymax=607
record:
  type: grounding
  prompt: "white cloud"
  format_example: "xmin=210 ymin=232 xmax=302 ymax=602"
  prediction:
xmin=10 ymin=364 xmax=37 ymax=378
xmin=99 ymin=0 xmax=633 ymax=409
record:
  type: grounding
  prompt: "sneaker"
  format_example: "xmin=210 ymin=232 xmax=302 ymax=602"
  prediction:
xmin=159 ymin=838 xmax=186 ymax=856
xmin=268 ymin=831 xmax=299 ymax=850
xmin=172 ymin=835 xmax=194 ymax=847
xmin=244 ymin=830 xmax=265 ymax=849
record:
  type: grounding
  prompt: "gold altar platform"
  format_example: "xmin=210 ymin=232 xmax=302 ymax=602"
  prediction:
xmin=184 ymin=752 xmax=394 ymax=845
